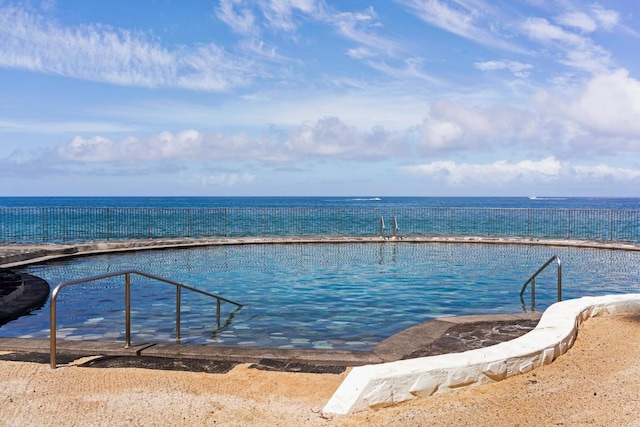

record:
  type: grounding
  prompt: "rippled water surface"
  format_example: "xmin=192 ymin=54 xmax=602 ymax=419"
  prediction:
xmin=4 ymin=243 xmax=640 ymax=350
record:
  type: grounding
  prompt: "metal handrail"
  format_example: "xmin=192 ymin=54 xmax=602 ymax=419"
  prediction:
xmin=520 ymin=255 xmax=562 ymax=312
xmin=50 ymin=269 xmax=242 ymax=368
xmin=379 ymin=216 xmax=400 ymax=237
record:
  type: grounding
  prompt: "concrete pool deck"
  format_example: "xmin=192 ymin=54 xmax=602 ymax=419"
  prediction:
xmin=1 ymin=238 xmax=640 ymax=417
xmin=2 ymin=312 xmax=639 ymax=425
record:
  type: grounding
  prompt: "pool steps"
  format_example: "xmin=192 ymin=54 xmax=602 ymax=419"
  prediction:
xmin=323 ymin=293 xmax=640 ymax=414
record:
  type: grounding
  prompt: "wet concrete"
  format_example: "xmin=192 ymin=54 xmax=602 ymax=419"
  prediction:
xmin=0 ymin=313 xmax=541 ymax=373
xmin=403 ymin=318 xmax=540 ymax=358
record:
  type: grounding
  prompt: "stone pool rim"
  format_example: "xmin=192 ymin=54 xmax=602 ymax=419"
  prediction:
xmin=0 ymin=311 xmax=542 ymax=369
xmin=2 ymin=235 xmax=640 ymax=269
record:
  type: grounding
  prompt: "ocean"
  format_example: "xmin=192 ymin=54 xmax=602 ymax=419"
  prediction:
xmin=2 ymin=196 xmax=640 ymax=243
xmin=1 ymin=196 xmax=639 ymax=209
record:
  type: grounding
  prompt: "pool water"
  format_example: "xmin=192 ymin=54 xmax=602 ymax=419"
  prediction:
xmin=4 ymin=243 xmax=640 ymax=351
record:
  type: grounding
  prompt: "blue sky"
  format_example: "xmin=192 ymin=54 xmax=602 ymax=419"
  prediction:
xmin=1 ymin=0 xmax=639 ymax=197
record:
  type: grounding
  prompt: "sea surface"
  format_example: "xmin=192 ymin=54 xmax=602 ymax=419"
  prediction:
xmin=0 ymin=196 xmax=639 ymax=209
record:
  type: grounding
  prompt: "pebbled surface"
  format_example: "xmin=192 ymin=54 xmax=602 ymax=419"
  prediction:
xmin=404 ymin=319 xmax=539 ymax=358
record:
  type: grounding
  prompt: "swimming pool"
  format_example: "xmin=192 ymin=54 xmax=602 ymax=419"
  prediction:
xmin=4 ymin=242 xmax=640 ymax=351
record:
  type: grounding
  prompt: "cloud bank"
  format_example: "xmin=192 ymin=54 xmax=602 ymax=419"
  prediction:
xmin=0 ymin=5 xmax=253 ymax=91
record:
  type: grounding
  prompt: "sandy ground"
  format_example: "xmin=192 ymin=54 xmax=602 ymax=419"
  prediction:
xmin=0 ymin=313 xmax=639 ymax=427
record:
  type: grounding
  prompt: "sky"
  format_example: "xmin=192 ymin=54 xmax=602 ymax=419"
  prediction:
xmin=0 ymin=0 xmax=639 ymax=197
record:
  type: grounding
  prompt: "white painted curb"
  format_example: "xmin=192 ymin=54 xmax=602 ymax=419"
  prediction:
xmin=323 ymin=294 xmax=640 ymax=414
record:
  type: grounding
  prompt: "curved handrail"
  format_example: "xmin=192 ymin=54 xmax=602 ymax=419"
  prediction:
xmin=520 ymin=255 xmax=562 ymax=312
xmin=50 ymin=269 xmax=242 ymax=368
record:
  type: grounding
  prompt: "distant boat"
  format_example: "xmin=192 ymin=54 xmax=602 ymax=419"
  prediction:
xmin=528 ymin=196 xmax=537 ymax=200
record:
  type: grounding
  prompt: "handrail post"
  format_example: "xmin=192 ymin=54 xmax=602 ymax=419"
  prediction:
xmin=125 ymin=273 xmax=131 ymax=348
xmin=393 ymin=216 xmax=398 ymax=237
xmin=176 ymin=286 xmax=181 ymax=341
xmin=50 ymin=289 xmax=58 ymax=369
xmin=520 ymin=255 xmax=561 ymax=312
xmin=379 ymin=216 xmax=385 ymax=237
xmin=531 ymin=277 xmax=535 ymax=312
xmin=216 ymin=298 xmax=221 ymax=328
xmin=557 ymin=258 xmax=562 ymax=301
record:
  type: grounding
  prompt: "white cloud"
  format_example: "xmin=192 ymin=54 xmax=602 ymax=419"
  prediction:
xmin=260 ymin=0 xmax=322 ymax=32
xmin=239 ymin=39 xmax=289 ymax=62
xmin=366 ymin=59 xmax=443 ymax=85
xmin=589 ymin=5 xmax=619 ymax=30
xmin=215 ymin=0 xmax=324 ymax=34
xmin=329 ymin=7 xmax=404 ymax=60
xmin=395 ymin=0 xmax=525 ymax=53
xmin=285 ymin=117 xmax=406 ymax=160
xmin=555 ymin=12 xmax=597 ymax=33
xmin=522 ymin=17 xmax=612 ymax=73
xmin=53 ymin=117 xmax=407 ymax=165
xmin=419 ymin=101 xmax=540 ymax=152
xmin=474 ymin=60 xmax=532 ymax=78
xmin=573 ymin=163 xmax=640 ymax=181
xmin=401 ymin=157 xmax=640 ymax=186
xmin=57 ymin=131 xmax=205 ymax=163
xmin=401 ymin=157 xmax=563 ymax=185
xmin=346 ymin=47 xmax=376 ymax=59
xmin=216 ymin=0 xmax=258 ymax=36
xmin=214 ymin=1 xmax=409 ymax=78
xmin=552 ymin=69 xmax=640 ymax=139
xmin=57 ymin=136 xmax=117 ymax=162
xmin=0 ymin=5 xmax=254 ymax=91
xmin=197 ymin=171 xmax=256 ymax=186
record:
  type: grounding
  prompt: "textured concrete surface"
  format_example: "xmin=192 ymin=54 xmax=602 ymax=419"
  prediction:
xmin=1 ymin=312 xmax=638 ymax=426
xmin=323 ymin=293 xmax=640 ymax=414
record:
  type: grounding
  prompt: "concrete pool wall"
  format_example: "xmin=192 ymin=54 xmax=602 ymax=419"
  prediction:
xmin=323 ymin=293 xmax=640 ymax=414
xmin=3 ymin=235 xmax=640 ymax=269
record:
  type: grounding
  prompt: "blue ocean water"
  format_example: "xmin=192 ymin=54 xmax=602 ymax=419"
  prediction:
xmin=0 ymin=196 xmax=639 ymax=209
xmin=3 ymin=196 xmax=640 ymax=244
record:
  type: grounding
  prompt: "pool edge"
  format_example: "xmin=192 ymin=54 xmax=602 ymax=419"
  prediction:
xmin=2 ymin=235 xmax=640 ymax=269
xmin=322 ymin=294 xmax=640 ymax=414
xmin=0 ymin=311 xmax=541 ymax=368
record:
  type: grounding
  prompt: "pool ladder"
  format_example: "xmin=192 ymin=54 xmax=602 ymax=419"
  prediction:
xmin=49 ymin=270 xmax=242 ymax=368
xmin=520 ymin=255 xmax=562 ymax=312
xmin=379 ymin=216 xmax=399 ymax=237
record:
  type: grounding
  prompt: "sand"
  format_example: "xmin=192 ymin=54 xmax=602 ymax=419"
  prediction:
xmin=0 ymin=313 xmax=639 ymax=426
